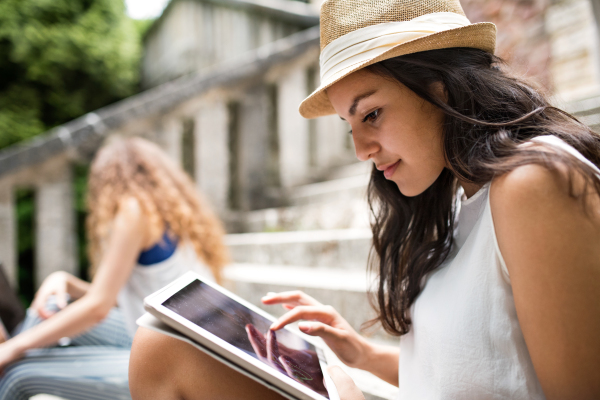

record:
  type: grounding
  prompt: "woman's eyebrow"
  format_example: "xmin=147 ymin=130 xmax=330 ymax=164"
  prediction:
xmin=349 ymin=90 xmax=377 ymax=116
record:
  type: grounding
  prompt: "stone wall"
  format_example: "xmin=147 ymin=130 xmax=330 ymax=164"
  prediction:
xmin=142 ymin=0 xmax=318 ymax=88
xmin=545 ymin=0 xmax=600 ymax=101
xmin=462 ymin=0 xmax=553 ymax=91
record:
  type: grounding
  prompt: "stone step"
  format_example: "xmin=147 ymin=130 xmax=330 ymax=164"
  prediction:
xmin=222 ymin=263 xmax=392 ymax=341
xmin=225 ymin=228 xmax=373 ymax=270
xmin=289 ymin=174 xmax=369 ymax=206
xmin=325 ymin=161 xmax=372 ymax=180
xmin=241 ymin=197 xmax=370 ymax=232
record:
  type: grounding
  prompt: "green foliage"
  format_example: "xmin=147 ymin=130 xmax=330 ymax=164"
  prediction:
xmin=132 ymin=18 xmax=155 ymax=39
xmin=0 ymin=0 xmax=142 ymax=149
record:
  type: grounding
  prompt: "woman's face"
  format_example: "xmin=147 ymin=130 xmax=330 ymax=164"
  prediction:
xmin=327 ymin=68 xmax=447 ymax=197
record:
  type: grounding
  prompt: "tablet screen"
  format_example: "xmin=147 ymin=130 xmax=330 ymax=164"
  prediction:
xmin=162 ymin=279 xmax=329 ymax=398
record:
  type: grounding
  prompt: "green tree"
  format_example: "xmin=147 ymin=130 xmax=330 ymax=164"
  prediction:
xmin=0 ymin=0 xmax=142 ymax=149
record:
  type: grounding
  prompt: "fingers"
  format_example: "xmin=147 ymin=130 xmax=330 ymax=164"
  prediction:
xmin=56 ymin=291 xmax=69 ymax=309
xmin=298 ymin=321 xmax=347 ymax=342
xmin=270 ymin=305 xmax=336 ymax=331
xmin=327 ymin=366 xmax=365 ymax=400
xmin=38 ymin=306 xmax=55 ymax=320
xmin=262 ymin=291 xmax=322 ymax=307
xmin=32 ymin=294 xmax=54 ymax=320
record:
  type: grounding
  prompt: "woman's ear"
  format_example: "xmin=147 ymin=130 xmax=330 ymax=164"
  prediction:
xmin=430 ymin=81 xmax=448 ymax=103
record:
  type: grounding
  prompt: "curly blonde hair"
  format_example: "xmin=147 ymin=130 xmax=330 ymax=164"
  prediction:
xmin=86 ymin=136 xmax=229 ymax=281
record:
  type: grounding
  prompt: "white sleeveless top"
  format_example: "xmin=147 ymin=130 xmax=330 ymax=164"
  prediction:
xmin=398 ymin=136 xmax=599 ymax=399
xmin=117 ymin=243 xmax=214 ymax=336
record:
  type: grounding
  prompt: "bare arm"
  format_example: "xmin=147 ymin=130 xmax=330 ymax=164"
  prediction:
xmin=491 ymin=164 xmax=600 ymax=400
xmin=0 ymin=198 xmax=147 ymax=368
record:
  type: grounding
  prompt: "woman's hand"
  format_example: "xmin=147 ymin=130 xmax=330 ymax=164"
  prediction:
xmin=0 ymin=338 xmax=25 ymax=373
xmin=327 ymin=366 xmax=365 ymax=400
xmin=263 ymin=291 xmax=372 ymax=369
xmin=30 ymin=271 xmax=72 ymax=319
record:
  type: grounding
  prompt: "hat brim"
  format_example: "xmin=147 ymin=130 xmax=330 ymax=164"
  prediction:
xmin=299 ymin=22 xmax=497 ymax=119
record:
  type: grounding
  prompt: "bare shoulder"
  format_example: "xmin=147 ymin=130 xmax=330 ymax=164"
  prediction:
xmin=491 ymin=163 xmax=570 ymax=208
xmin=113 ymin=196 xmax=147 ymax=237
xmin=490 ymin=163 xmax=600 ymax=399
xmin=491 ymin=162 xmax=600 ymax=225
xmin=118 ymin=196 xmax=144 ymax=219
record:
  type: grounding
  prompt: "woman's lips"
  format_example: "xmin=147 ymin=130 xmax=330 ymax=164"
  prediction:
xmin=383 ymin=160 xmax=400 ymax=179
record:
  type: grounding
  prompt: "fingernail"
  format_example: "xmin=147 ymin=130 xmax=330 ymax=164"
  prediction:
xmin=262 ymin=292 xmax=276 ymax=300
xmin=298 ymin=322 xmax=311 ymax=332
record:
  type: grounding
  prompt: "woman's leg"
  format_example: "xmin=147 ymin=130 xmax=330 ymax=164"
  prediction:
xmin=129 ymin=327 xmax=286 ymax=400
xmin=68 ymin=307 xmax=132 ymax=348
xmin=1 ymin=300 xmax=133 ymax=399
xmin=0 ymin=346 xmax=131 ymax=400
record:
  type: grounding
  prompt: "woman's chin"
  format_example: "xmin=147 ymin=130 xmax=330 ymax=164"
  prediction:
xmin=394 ymin=180 xmax=429 ymax=198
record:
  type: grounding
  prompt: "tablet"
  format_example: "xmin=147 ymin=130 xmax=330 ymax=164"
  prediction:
xmin=143 ymin=271 xmax=340 ymax=400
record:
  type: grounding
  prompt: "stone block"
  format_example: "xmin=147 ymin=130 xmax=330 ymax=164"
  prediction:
xmin=242 ymin=197 xmax=371 ymax=232
xmin=0 ymin=183 xmax=16 ymax=287
xmin=225 ymin=229 xmax=373 ymax=270
xmin=277 ymin=66 xmax=310 ymax=187
xmin=35 ymin=163 xmax=77 ymax=288
xmin=194 ymin=100 xmax=229 ymax=213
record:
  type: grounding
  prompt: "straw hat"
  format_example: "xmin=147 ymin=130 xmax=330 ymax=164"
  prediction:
xmin=299 ymin=0 xmax=496 ymax=119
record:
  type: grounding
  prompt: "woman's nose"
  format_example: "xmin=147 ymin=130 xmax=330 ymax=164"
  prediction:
xmin=353 ymin=133 xmax=379 ymax=161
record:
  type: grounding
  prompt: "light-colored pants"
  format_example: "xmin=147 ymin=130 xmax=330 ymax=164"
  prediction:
xmin=0 ymin=302 xmax=133 ymax=400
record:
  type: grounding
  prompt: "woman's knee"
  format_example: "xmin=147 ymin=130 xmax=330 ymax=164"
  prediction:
xmin=129 ymin=327 xmax=285 ymax=400
xmin=130 ymin=327 xmax=182 ymax=400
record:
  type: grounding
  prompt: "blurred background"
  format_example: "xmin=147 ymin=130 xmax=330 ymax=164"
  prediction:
xmin=1 ymin=0 xmax=599 ymax=377
xmin=3 ymin=0 xmax=600 ymax=397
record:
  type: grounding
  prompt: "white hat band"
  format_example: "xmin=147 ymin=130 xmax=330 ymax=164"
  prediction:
xmin=319 ymin=12 xmax=472 ymax=84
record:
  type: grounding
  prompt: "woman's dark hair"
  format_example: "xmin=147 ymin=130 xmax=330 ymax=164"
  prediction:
xmin=365 ymin=48 xmax=600 ymax=336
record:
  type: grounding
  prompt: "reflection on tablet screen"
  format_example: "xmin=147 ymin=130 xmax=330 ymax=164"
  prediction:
xmin=162 ymin=279 xmax=329 ymax=398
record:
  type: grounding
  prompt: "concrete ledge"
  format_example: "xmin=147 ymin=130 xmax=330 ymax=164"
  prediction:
xmin=226 ymin=229 xmax=373 ymax=270
xmin=226 ymin=228 xmax=372 ymax=245
xmin=291 ymin=175 xmax=369 ymax=205
xmin=224 ymin=263 xmax=373 ymax=291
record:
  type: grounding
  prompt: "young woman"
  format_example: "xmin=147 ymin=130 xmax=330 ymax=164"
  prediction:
xmin=129 ymin=0 xmax=600 ymax=399
xmin=0 ymin=137 xmax=229 ymax=399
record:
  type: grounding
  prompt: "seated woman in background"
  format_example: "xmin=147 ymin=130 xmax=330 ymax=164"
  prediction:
xmin=0 ymin=137 xmax=229 ymax=400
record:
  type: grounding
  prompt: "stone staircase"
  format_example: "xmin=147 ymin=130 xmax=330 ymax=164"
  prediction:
xmin=222 ymin=161 xmax=400 ymax=400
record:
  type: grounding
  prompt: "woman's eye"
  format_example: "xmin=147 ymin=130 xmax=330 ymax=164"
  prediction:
xmin=362 ymin=109 xmax=379 ymax=123
xmin=348 ymin=129 xmax=353 ymax=135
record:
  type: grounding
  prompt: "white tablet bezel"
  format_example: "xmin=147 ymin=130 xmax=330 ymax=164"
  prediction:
xmin=143 ymin=271 xmax=339 ymax=400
